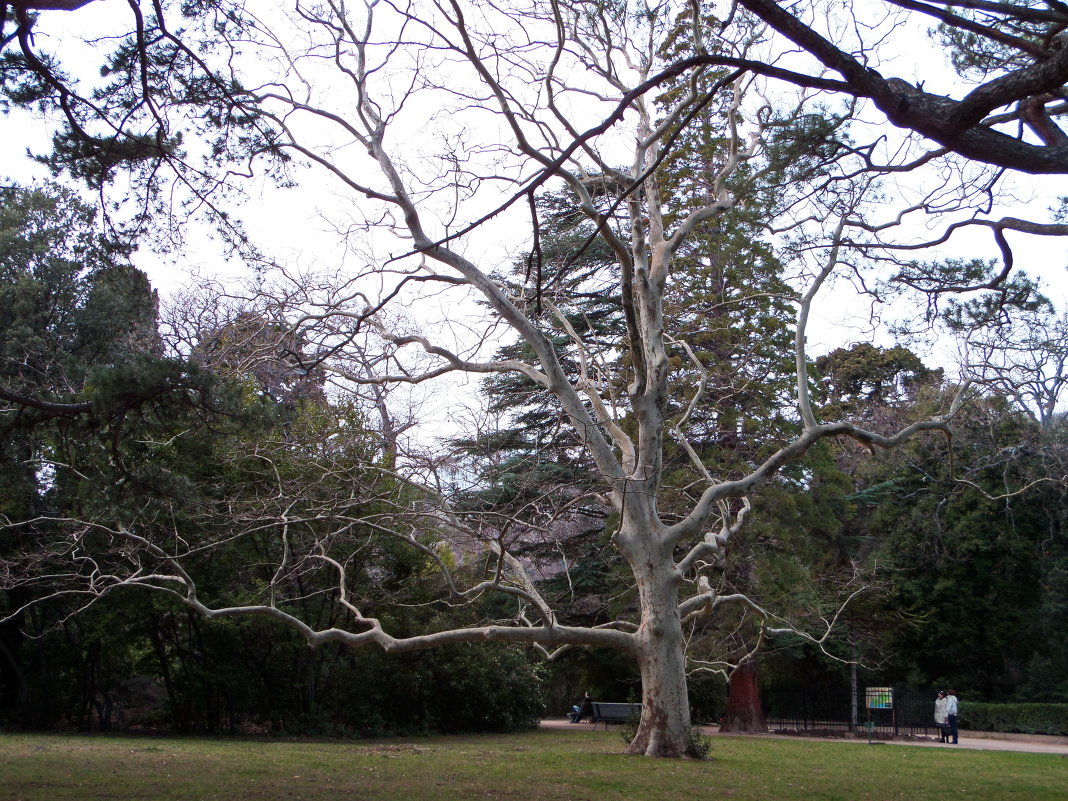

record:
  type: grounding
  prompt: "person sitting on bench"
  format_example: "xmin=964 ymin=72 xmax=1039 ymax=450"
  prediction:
xmin=569 ymin=692 xmax=594 ymax=723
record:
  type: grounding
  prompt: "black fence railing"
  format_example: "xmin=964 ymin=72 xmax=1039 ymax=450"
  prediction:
xmin=764 ymin=685 xmax=941 ymax=738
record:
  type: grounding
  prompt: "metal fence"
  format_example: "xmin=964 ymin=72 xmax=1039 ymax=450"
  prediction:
xmin=765 ymin=685 xmax=941 ymax=738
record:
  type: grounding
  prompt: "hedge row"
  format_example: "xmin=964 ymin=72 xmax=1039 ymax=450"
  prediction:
xmin=960 ymin=703 xmax=1068 ymax=736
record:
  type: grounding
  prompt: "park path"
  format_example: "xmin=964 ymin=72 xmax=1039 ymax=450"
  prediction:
xmin=538 ymin=718 xmax=1068 ymax=756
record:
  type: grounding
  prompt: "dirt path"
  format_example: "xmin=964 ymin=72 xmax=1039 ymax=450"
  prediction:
xmin=538 ymin=718 xmax=1068 ymax=755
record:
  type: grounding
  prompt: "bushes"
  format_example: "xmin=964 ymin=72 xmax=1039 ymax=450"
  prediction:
xmin=0 ymin=604 xmax=547 ymax=737
xmin=325 ymin=644 xmax=547 ymax=737
xmin=961 ymin=703 xmax=1068 ymax=736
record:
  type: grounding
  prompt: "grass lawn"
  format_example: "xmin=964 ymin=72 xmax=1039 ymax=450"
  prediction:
xmin=1 ymin=729 xmax=1065 ymax=801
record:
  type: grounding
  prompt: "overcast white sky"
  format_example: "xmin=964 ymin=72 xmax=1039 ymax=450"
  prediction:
xmin=3 ymin=0 xmax=1067 ymax=426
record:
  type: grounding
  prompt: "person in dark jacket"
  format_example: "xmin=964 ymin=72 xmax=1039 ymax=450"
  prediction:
xmin=569 ymin=692 xmax=594 ymax=723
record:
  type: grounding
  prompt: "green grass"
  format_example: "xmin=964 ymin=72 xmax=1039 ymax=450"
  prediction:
xmin=0 ymin=729 xmax=1065 ymax=801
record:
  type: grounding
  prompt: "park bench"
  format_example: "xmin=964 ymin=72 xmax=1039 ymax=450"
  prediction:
xmin=591 ymin=702 xmax=642 ymax=729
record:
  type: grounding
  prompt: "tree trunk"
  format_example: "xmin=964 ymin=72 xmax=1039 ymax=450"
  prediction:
xmin=0 ymin=608 xmax=27 ymax=714
xmin=720 ymin=658 xmax=767 ymax=733
xmin=624 ymin=553 xmax=695 ymax=757
xmin=149 ymin=615 xmax=185 ymax=733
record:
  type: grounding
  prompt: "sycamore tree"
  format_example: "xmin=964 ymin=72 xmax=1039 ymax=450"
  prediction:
xmin=942 ymin=281 xmax=1068 ymax=430
xmin=2 ymin=0 xmax=1067 ymax=758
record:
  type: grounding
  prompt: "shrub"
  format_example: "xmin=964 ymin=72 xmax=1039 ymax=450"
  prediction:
xmin=960 ymin=703 xmax=1068 ymax=736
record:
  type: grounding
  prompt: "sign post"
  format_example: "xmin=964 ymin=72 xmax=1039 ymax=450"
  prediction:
xmin=864 ymin=687 xmax=894 ymax=744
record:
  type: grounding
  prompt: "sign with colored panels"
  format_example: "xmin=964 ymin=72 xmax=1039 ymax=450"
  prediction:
xmin=865 ymin=687 xmax=893 ymax=709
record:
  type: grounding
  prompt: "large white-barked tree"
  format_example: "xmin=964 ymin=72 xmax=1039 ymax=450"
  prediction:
xmin=2 ymin=0 xmax=1067 ymax=757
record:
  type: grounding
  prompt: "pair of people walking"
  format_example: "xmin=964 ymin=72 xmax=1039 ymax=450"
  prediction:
xmin=934 ymin=689 xmax=959 ymax=744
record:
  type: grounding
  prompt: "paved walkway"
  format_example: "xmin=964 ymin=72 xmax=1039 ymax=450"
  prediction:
xmin=539 ymin=718 xmax=1068 ymax=755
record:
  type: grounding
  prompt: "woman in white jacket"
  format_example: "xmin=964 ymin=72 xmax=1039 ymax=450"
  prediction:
xmin=933 ymin=691 xmax=949 ymax=743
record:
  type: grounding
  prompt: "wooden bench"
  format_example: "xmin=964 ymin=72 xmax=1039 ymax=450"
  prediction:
xmin=591 ymin=701 xmax=642 ymax=729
